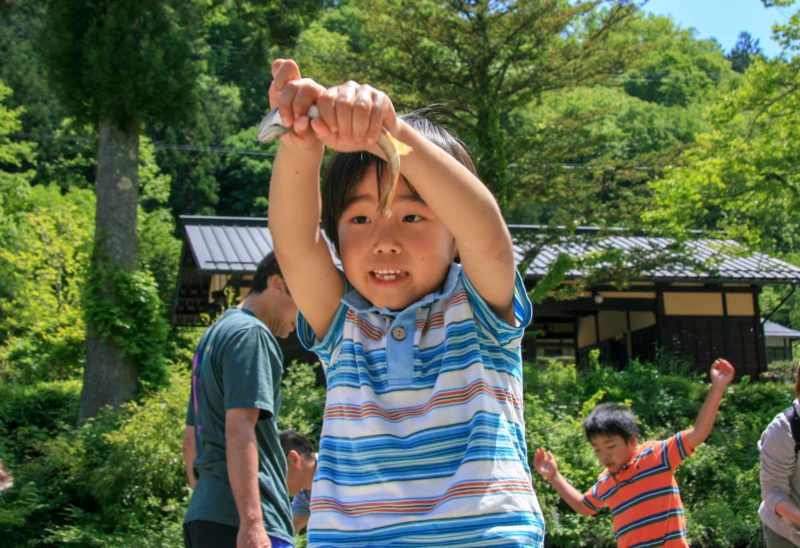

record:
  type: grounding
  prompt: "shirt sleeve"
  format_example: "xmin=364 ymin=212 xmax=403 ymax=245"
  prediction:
xmin=759 ymin=412 xmax=798 ymax=514
xmin=581 ymin=481 xmax=605 ymax=515
xmin=460 ymin=267 xmax=533 ymax=347
xmin=664 ymin=431 xmax=695 ymax=469
xmin=291 ymin=489 xmax=311 ymax=517
xmin=221 ymin=326 xmax=280 ymax=418
xmin=296 ymin=301 xmax=348 ymax=368
xmin=185 ymin=391 xmax=195 ymax=427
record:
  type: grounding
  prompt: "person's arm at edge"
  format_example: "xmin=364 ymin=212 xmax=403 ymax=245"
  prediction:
xmin=393 ymin=120 xmax=517 ymax=323
xmin=267 ymin=59 xmax=344 ymax=339
xmin=684 ymin=358 xmax=735 ymax=449
xmin=226 ymin=408 xmax=270 ymax=547
xmin=182 ymin=425 xmax=197 ymax=489
xmin=760 ymin=410 xmax=800 ymax=527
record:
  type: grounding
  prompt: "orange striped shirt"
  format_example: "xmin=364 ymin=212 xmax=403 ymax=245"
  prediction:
xmin=581 ymin=431 xmax=694 ymax=548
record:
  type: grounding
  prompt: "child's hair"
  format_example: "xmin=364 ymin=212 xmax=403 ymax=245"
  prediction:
xmin=249 ymin=252 xmax=283 ymax=293
xmin=279 ymin=429 xmax=315 ymax=460
xmin=320 ymin=111 xmax=477 ymax=255
xmin=582 ymin=402 xmax=640 ymax=443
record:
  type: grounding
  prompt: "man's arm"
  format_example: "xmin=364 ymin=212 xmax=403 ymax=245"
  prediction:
xmin=684 ymin=358 xmax=735 ymax=449
xmin=533 ymin=449 xmax=594 ymax=516
xmin=182 ymin=425 xmax=197 ymax=489
xmin=226 ymin=408 xmax=270 ymax=548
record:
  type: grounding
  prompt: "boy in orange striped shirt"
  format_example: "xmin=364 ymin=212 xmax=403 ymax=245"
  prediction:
xmin=534 ymin=358 xmax=735 ymax=547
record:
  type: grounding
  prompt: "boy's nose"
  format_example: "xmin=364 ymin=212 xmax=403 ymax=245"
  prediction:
xmin=372 ymin=221 xmax=402 ymax=254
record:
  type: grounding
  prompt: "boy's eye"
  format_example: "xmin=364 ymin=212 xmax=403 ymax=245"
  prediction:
xmin=351 ymin=215 xmax=370 ymax=224
xmin=402 ymin=214 xmax=423 ymax=223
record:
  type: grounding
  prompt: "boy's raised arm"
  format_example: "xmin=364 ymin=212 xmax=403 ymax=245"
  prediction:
xmin=534 ymin=449 xmax=594 ymax=516
xmin=267 ymin=59 xmax=344 ymax=339
xmin=684 ymin=358 xmax=735 ymax=449
xmin=393 ymin=121 xmax=518 ymax=323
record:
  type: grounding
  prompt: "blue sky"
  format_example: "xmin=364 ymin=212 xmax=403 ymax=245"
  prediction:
xmin=642 ymin=0 xmax=794 ymax=57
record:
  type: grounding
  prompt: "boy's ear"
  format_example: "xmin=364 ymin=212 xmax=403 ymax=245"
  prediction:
xmin=268 ymin=274 xmax=285 ymax=292
xmin=286 ymin=449 xmax=300 ymax=469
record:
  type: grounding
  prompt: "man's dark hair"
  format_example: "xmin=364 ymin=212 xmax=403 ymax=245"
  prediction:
xmin=250 ymin=252 xmax=282 ymax=293
xmin=582 ymin=403 xmax=640 ymax=443
xmin=279 ymin=430 xmax=315 ymax=459
xmin=321 ymin=111 xmax=477 ymax=255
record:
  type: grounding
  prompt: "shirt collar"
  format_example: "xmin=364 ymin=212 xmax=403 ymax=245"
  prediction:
xmin=341 ymin=263 xmax=461 ymax=316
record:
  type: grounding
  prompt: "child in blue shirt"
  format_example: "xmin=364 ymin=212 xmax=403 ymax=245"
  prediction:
xmin=267 ymin=59 xmax=543 ymax=547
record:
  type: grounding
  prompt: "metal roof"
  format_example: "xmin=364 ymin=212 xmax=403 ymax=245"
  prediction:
xmin=764 ymin=320 xmax=800 ymax=339
xmin=180 ymin=216 xmax=800 ymax=284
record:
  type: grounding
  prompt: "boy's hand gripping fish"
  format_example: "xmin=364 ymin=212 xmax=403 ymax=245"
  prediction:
xmin=257 ymin=106 xmax=411 ymax=217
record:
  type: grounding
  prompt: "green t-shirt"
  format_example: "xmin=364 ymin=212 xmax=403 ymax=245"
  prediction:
xmin=185 ymin=307 xmax=292 ymax=543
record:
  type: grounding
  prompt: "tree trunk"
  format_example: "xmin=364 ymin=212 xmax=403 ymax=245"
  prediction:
xmin=78 ymin=119 xmax=140 ymax=424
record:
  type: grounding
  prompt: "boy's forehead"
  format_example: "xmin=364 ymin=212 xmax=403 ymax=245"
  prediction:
xmin=590 ymin=433 xmax=627 ymax=445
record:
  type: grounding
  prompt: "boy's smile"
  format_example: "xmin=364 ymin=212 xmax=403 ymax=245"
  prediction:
xmin=337 ymin=166 xmax=457 ymax=311
xmin=590 ymin=434 xmax=638 ymax=475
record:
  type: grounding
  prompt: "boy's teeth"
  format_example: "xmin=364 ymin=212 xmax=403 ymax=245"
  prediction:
xmin=373 ymin=269 xmax=403 ymax=280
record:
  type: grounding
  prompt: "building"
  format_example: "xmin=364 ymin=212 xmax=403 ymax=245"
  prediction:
xmin=174 ymin=216 xmax=800 ymax=376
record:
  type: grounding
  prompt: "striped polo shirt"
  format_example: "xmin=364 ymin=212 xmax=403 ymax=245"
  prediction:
xmin=297 ymin=263 xmax=544 ymax=547
xmin=581 ymin=431 xmax=695 ymax=548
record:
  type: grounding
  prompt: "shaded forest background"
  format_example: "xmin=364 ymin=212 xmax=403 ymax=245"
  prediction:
xmin=0 ymin=0 xmax=799 ymax=545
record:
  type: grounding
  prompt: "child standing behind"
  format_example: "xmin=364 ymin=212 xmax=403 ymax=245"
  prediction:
xmin=267 ymin=59 xmax=544 ymax=546
xmin=534 ymin=358 xmax=735 ymax=547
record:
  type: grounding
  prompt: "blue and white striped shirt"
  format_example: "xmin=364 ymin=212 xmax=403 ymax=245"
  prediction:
xmin=298 ymin=263 xmax=544 ymax=547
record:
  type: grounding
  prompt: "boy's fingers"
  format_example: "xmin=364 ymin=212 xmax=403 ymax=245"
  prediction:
xmin=269 ymin=59 xmax=301 ymax=108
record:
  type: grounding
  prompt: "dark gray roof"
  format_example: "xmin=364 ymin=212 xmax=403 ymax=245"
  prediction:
xmin=513 ymin=226 xmax=800 ymax=284
xmin=182 ymin=216 xmax=272 ymax=273
xmin=180 ymin=216 xmax=800 ymax=284
xmin=764 ymin=320 xmax=800 ymax=339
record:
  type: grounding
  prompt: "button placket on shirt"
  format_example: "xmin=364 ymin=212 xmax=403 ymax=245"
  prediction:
xmin=385 ymin=308 xmax=416 ymax=384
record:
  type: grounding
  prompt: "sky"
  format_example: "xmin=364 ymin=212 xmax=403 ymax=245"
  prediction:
xmin=642 ymin=0 xmax=794 ymax=57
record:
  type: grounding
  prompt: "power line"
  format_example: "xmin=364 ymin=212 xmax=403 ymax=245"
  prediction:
xmin=12 ymin=132 xmax=277 ymax=158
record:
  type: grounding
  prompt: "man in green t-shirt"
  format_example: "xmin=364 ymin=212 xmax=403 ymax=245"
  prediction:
xmin=182 ymin=252 xmax=299 ymax=548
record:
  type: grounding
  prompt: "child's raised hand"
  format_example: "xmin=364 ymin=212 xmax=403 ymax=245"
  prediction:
xmin=533 ymin=448 xmax=559 ymax=481
xmin=710 ymin=358 xmax=735 ymax=388
xmin=269 ymin=59 xmax=325 ymax=150
xmin=310 ymin=80 xmax=398 ymax=156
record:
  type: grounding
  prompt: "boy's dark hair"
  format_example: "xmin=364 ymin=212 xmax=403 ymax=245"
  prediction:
xmin=321 ymin=111 xmax=477 ymax=255
xmin=250 ymin=252 xmax=282 ymax=293
xmin=582 ymin=403 xmax=640 ymax=443
xmin=279 ymin=429 xmax=315 ymax=459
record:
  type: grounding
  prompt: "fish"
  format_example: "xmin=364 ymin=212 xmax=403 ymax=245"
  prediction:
xmin=257 ymin=105 xmax=411 ymax=217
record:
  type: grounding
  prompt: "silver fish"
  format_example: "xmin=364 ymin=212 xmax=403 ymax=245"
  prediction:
xmin=257 ymin=106 xmax=410 ymax=217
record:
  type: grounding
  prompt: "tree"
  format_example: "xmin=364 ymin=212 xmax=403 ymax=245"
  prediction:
xmin=293 ymin=0 xmax=643 ymax=210
xmin=727 ymin=31 xmax=765 ymax=73
xmin=41 ymin=1 xmax=200 ymax=422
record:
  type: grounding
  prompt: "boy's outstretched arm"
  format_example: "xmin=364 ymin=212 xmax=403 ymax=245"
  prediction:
xmin=267 ymin=59 xmax=344 ymax=339
xmin=534 ymin=448 xmax=594 ymax=516
xmin=393 ymin=121 xmax=517 ymax=323
xmin=684 ymin=358 xmax=735 ymax=449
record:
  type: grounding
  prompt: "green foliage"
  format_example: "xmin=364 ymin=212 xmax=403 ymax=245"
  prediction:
xmin=42 ymin=0 xmax=201 ymax=129
xmin=0 ymin=370 xmax=189 ymax=547
xmin=279 ymin=361 xmax=326 ymax=445
xmin=646 ymin=3 xmax=800 ymax=257
xmin=83 ymin=264 xmax=170 ymax=390
xmin=0 ymin=184 xmax=94 ymax=383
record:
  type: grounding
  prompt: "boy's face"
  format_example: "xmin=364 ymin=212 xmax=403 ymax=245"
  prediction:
xmin=337 ymin=166 xmax=457 ymax=311
xmin=590 ymin=434 xmax=638 ymax=474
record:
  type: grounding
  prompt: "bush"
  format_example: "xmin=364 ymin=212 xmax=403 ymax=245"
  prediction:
xmin=0 ymin=369 xmax=189 ymax=547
